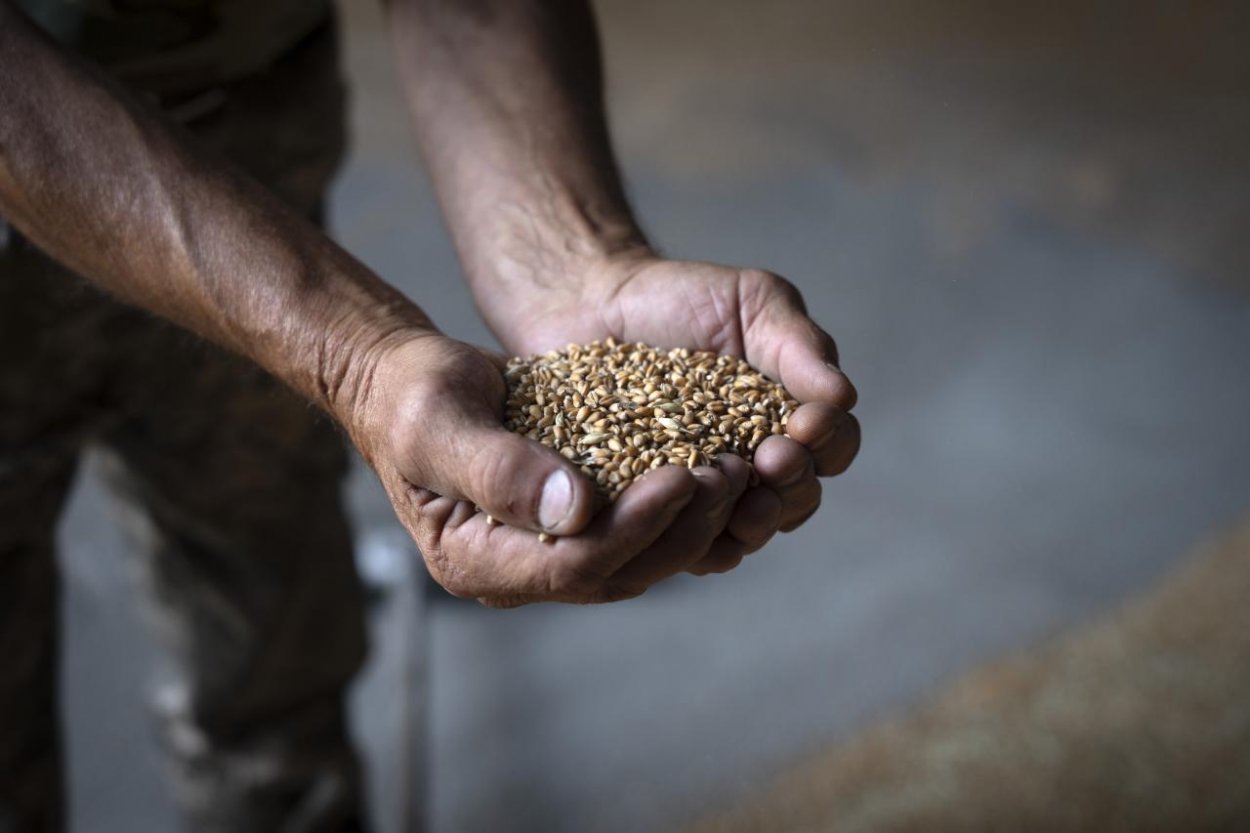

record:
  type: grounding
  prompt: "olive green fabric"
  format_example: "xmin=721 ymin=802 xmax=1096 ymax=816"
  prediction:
xmin=0 ymin=19 xmax=369 ymax=833
xmin=14 ymin=0 xmax=332 ymax=94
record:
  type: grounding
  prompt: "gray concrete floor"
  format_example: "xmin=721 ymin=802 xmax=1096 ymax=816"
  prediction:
xmin=58 ymin=1 xmax=1250 ymax=831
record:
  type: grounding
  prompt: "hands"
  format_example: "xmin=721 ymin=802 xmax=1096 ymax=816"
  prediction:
xmin=473 ymin=253 xmax=860 ymax=585
xmin=344 ymin=332 xmax=761 ymax=606
xmin=0 ymin=0 xmax=854 ymax=607
xmin=381 ymin=0 xmax=857 ymax=604
xmin=330 ymin=263 xmax=855 ymax=611
xmin=343 ymin=254 xmax=859 ymax=607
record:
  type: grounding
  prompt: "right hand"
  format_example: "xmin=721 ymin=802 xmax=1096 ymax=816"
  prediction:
xmin=343 ymin=332 xmax=753 ymax=607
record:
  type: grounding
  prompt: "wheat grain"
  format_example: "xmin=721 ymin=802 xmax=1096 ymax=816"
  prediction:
xmin=503 ymin=338 xmax=798 ymax=505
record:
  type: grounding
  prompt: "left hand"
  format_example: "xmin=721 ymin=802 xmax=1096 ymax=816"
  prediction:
xmin=474 ymin=253 xmax=861 ymax=575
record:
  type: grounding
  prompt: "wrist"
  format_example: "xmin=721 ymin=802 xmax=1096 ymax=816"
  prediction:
xmin=309 ymin=297 xmax=441 ymax=445
xmin=458 ymin=192 xmax=653 ymax=297
xmin=465 ymin=222 xmax=654 ymax=331
xmin=336 ymin=330 xmax=507 ymax=487
xmin=469 ymin=245 xmax=657 ymax=357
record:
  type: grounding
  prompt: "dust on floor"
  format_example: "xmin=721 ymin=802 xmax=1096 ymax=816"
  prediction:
xmin=689 ymin=512 xmax=1250 ymax=833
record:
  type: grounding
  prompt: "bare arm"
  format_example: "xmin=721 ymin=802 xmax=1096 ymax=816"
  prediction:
xmin=388 ymin=0 xmax=861 ymax=574
xmin=0 ymin=1 xmax=757 ymax=604
xmin=387 ymin=0 xmax=651 ymax=323
xmin=0 ymin=0 xmax=433 ymax=417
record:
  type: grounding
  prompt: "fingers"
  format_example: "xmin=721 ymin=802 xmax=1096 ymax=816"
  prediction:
xmin=783 ymin=402 xmax=861 ymax=477
xmin=685 ymin=459 xmax=817 ymax=578
xmin=439 ymin=421 xmax=598 ymax=536
xmin=414 ymin=465 xmax=699 ymax=604
xmin=725 ymin=486 xmax=783 ymax=552
xmin=740 ymin=271 xmax=857 ymax=411
xmin=687 ymin=535 xmax=747 ymax=576
xmin=688 ymin=444 xmax=821 ymax=577
xmin=753 ymin=435 xmax=824 ymax=527
xmin=712 ymin=454 xmax=754 ymax=501
xmin=736 ymin=271 xmax=859 ymax=543
xmin=606 ymin=461 xmax=748 ymax=592
xmin=681 ymin=483 xmax=776 ymax=574
xmin=777 ymin=334 xmax=858 ymax=411
xmin=752 ymin=434 xmax=812 ymax=492
xmin=776 ymin=479 xmax=821 ymax=532
xmin=374 ymin=338 xmax=600 ymax=538
xmin=417 ymin=457 xmax=766 ymax=604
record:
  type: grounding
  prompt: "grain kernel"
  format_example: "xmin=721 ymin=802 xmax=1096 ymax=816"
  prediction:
xmin=504 ymin=341 xmax=795 ymax=503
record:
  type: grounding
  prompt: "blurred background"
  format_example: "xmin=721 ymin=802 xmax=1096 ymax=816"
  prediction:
xmin=58 ymin=1 xmax=1250 ymax=830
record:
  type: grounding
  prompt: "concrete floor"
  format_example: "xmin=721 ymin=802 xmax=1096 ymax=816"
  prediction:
xmin=56 ymin=1 xmax=1250 ymax=831
xmin=691 ymin=511 xmax=1250 ymax=833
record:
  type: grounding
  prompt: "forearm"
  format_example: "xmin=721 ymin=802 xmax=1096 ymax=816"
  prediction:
xmin=0 ymin=2 xmax=435 ymax=417
xmin=388 ymin=0 xmax=650 ymax=301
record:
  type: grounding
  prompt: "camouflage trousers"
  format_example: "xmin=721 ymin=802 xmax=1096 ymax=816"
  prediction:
xmin=0 ymin=18 xmax=370 ymax=833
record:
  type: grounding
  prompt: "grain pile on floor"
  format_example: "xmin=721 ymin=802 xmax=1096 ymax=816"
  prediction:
xmin=688 ymin=513 xmax=1250 ymax=833
xmin=504 ymin=339 xmax=797 ymax=502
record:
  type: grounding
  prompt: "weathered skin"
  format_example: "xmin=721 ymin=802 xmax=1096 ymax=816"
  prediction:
xmin=0 ymin=0 xmax=860 ymax=827
xmin=0 ymin=0 xmax=859 ymax=606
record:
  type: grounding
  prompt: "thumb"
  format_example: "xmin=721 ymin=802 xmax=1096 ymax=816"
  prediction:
xmin=432 ymin=418 xmax=597 ymax=536
xmin=363 ymin=335 xmax=597 ymax=536
xmin=745 ymin=274 xmax=857 ymax=410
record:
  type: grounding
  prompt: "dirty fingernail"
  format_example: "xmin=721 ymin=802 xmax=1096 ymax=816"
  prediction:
xmin=539 ymin=470 xmax=574 ymax=532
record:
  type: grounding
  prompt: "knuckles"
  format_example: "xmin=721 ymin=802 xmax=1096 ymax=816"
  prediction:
xmin=464 ymin=442 xmax=507 ymax=506
xmin=738 ymin=268 xmax=805 ymax=313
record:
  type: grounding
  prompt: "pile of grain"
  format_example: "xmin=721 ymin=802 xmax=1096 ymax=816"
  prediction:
xmin=504 ymin=339 xmax=798 ymax=502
